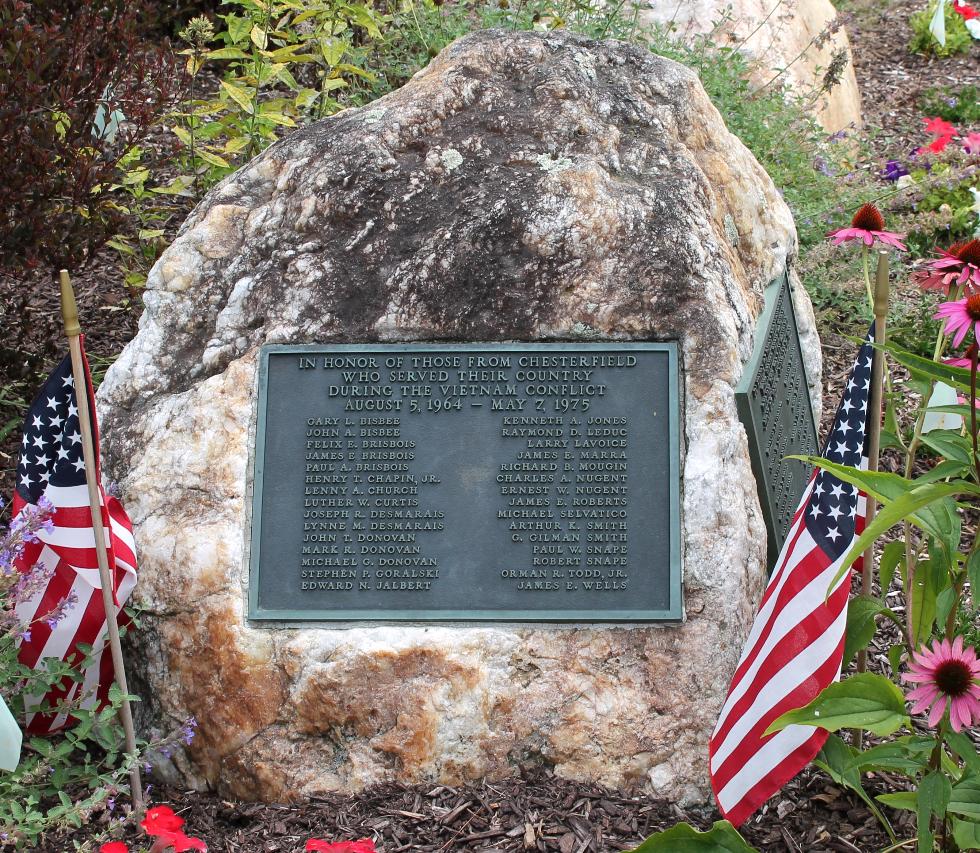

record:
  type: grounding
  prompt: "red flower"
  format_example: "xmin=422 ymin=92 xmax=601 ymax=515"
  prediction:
xmin=100 ymin=844 xmax=130 ymax=853
xmin=923 ymin=135 xmax=953 ymax=154
xmin=306 ymin=840 xmax=377 ymax=853
xmin=924 ymin=116 xmax=959 ymax=138
xmin=953 ymin=0 xmax=979 ymax=19
xmin=149 ymin=832 xmax=207 ymax=853
xmin=141 ymin=805 xmax=185 ymax=835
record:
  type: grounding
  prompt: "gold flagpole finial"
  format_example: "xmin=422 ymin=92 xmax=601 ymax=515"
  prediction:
xmin=60 ymin=270 xmax=81 ymax=338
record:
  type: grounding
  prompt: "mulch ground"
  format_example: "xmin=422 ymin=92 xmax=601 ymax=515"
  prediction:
xmin=6 ymin=0 xmax=979 ymax=851
xmin=844 ymin=0 xmax=980 ymax=149
xmin=58 ymin=767 xmax=897 ymax=853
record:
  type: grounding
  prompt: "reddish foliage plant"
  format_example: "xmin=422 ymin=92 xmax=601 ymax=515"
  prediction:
xmin=0 ymin=0 xmax=185 ymax=271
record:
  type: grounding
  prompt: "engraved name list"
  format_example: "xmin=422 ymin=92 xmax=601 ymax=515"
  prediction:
xmin=249 ymin=343 xmax=681 ymax=621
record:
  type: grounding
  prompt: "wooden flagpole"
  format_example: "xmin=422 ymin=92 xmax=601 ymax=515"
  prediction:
xmin=59 ymin=270 xmax=143 ymax=814
xmin=854 ymin=251 xmax=889 ymax=746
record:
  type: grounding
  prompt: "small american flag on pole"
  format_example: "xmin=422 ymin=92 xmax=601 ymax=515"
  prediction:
xmin=12 ymin=341 xmax=137 ymax=735
xmin=709 ymin=327 xmax=875 ymax=827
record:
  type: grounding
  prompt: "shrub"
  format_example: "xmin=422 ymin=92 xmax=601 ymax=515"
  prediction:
xmin=908 ymin=2 xmax=973 ymax=57
xmin=920 ymin=85 xmax=980 ymax=126
xmin=0 ymin=0 xmax=185 ymax=271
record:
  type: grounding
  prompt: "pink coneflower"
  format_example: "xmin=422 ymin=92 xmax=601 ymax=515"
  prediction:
xmin=935 ymin=293 xmax=980 ymax=346
xmin=913 ymin=239 xmax=980 ymax=294
xmin=828 ymin=203 xmax=907 ymax=250
xmin=903 ymin=637 xmax=980 ymax=732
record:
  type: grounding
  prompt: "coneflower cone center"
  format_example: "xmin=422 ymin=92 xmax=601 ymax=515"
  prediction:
xmin=851 ymin=203 xmax=885 ymax=232
xmin=934 ymin=659 xmax=973 ymax=697
xmin=954 ymin=239 xmax=980 ymax=267
xmin=966 ymin=294 xmax=980 ymax=321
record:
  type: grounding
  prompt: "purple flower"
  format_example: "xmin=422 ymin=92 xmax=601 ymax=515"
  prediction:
xmin=180 ymin=717 xmax=199 ymax=745
xmin=814 ymin=156 xmax=834 ymax=176
xmin=881 ymin=160 xmax=909 ymax=182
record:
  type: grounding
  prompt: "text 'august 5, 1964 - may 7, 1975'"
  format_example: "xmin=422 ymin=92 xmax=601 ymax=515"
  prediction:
xmin=248 ymin=343 xmax=681 ymax=622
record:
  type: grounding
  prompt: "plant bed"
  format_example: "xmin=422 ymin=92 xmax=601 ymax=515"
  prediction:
xmin=47 ymin=767 xmax=896 ymax=853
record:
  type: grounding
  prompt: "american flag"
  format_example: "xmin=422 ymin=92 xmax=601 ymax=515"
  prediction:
xmin=709 ymin=327 xmax=875 ymax=827
xmin=12 ymin=342 xmax=137 ymax=735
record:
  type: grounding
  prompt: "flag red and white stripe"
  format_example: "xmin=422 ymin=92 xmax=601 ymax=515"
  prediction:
xmin=12 ymin=343 xmax=137 ymax=735
xmin=709 ymin=329 xmax=875 ymax=827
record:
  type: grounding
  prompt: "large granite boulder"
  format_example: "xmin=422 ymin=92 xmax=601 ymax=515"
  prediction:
xmin=642 ymin=0 xmax=862 ymax=134
xmin=98 ymin=28 xmax=821 ymax=803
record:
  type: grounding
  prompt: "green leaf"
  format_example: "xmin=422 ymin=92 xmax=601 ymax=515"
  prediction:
xmin=910 ymin=558 xmax=940 ymax=644
xmin=171 ymin=125 xmax=194 ymax=147
xmin=947 ymin=731 xmax=980 ymax=774
xmin=268 ymin=44 xmax=317 ymax=62
xmin=151 ymin=175 xmax=195 ymax=197
xmin=951 ymin=776 xmax=980 ymax=820
xmin=220 ymin=79 xmax=255 ymax=114
xmin=223 ymin=136 xmax=251 ymax=155
xmin=843 ymin=596 xmax=886 ymax=668
xmin=879 ymin=540 xmax=905 ymax=591
xmin=334 ymin=62 xmax=377 ymax=82
xmin=846 ymin=739 xmax=931 ymax=776
xmin=969 ymin=550 xmax=980 ymax=610
xmin=765 ymin=673 xmax=909 ymax=737
xmin=920 ymin=429 xmax=974 ymax=465
xmin=258 ymin=111 xmax=297 ymax=127
xmin=628 ymin=820 xmax=759 ymax=852
xmin=197 ymin=149 xmax=232 ymax=168
xmin=224 ymin=13 xmax=251 ymax=45
xmin=918 ymin=771 xmax=950 ymax=853
xmin=914 ymin=459 xmax=973 ymax=484
xmin=952 ymin=817 xmax=980 ymax=849
xmin=206 ymin=47 xmax=250 ymax=60
xmin=877 ymin=340 xmax=973 ymax=394
xmin=834 ymin=484 xmax=969 ymax=594
xmin=936 ymin=586 xmax=957 ymax=632
xmin=250 ymin=24 xmax=269 ymax=49
xmin=888 ymin=644 xmax=905 ymax=676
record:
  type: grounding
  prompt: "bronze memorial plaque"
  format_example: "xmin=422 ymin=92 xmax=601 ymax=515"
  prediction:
xmin=248 ymin=343 xmax=681 ymax=621
xmin=736 ymin=275 xmax=819 ymax=568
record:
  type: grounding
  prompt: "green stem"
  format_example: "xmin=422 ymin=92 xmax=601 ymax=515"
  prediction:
xmin=902 ymin=297 xmax=957 ymax=644
xmin=969 ymin=342 xmax=980 ymax=485
xmin=597 ymin=0 xmax=629 ymax=38
xmin=862 ymin=245 xmax=874 ymax=313
xmin=189 ymin=50 xmax=199 ymax=199
xmin=246 ymin=0 xmax=275 ymax=158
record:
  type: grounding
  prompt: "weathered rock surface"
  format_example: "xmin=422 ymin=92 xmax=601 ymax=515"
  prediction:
xmin=642 ymin=0 xmax=862 ymax=134
xmin=98 ymin=29 xmax=821 ymax=803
